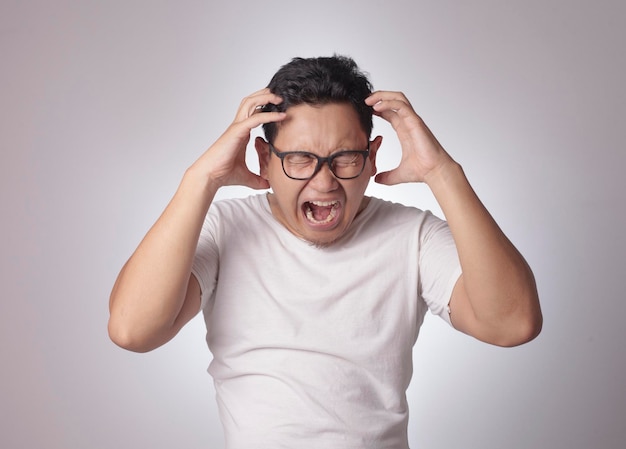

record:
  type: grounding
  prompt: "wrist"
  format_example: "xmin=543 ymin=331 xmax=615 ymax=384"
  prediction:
xmin=181 ymin=164 xmax=222 ymax=201
xmin=423 ymin=158 xmax=463 ymax=191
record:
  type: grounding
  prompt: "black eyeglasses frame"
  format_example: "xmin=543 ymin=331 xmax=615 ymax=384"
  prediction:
xmin=268 ymin=143 xmax=370 ymax=181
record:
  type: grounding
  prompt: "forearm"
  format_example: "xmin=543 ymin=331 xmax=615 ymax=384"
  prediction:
xmin=108 ymin=88 xmax=284 ymax=352
xmin=426 ymin=161 xmax=542 ymax=344
xmin=108 ymin=168 xmax=218 ymax=351
xmin=365 ymin=90 xmax=541 ymax=344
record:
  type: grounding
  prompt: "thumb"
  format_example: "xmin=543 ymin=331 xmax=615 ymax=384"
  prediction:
xmin=374 ymin=169 xmax=401 ymax=186
xmin=243 ymin=172 xmax=270 ymax=190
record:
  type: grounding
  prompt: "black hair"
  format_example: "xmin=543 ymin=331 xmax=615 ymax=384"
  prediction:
xmin=262 ymin=55 xmax=373 ymax=143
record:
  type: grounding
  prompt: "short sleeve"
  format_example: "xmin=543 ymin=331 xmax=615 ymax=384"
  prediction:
xmin=418 ymin=212 xmax=462 ymax=325
xmin=190 ymin=211 xmax=220 ymax=311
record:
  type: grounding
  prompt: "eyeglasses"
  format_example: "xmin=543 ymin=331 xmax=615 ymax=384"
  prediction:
xmin=269 ymin=144 xmax=370 ymax=180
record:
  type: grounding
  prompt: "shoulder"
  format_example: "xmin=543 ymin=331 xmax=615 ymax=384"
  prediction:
xmin=211 ymin=194 xmax=267 ymax=214
xmin=199 ymin=194 xmax=273 ymax=240
xmin=362 ymin=197 xmax=440 ymax=227
xmin=354 ymin=197 xmax=452 ymax=249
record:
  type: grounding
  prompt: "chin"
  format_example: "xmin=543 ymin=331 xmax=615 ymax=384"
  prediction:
xmin=306 ymin=238 xmax=338 ymax=249
xmin=300 ymin=227 xmax=347 ymax=248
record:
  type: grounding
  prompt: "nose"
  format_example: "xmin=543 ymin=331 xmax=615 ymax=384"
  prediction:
xmin=308 ymin=161 xmax=338 ymax=192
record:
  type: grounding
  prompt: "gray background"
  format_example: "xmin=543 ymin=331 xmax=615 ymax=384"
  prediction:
xmin=2 ymin=1 xmax=624 ymax=448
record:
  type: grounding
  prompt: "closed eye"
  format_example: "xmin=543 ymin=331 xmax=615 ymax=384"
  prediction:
xmin=333 ymin=152 xmax=361 ymax=167
xmin=285 ymin=153 xmax=317 ymax=165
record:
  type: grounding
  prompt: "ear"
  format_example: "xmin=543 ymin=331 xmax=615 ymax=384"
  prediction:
xmin=367 ymin=135 xmax=383 ymax=177
xmin=254 ymin=137 xmax=271 ymax=180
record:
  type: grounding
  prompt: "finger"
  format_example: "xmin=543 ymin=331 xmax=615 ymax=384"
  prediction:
xmin=222 ymin=166 xmax=270 ymax=190
xmin=370 ymin=99 xmax=417 ymax=130
xmin=366 ymin=91 xmax=413 ymax=120
xmin=365 ymin=90 xmax=411 ymax=107
xmin=371 ymin=98 xmax=413 ymax=114
xmin=236 ymin=89 xmax=284 ymax=121
xmin=240 ymin=110 xmax=287 ymax=131
xmin=374 ymin=169 xmax=402 ymax=186
xmin=222 ymin=110 xmax=287 ymax=146
xmin=240 ymin=171 xmax=270 ymax=190
xmin=242 ymin=87 xmax=282 ymax=104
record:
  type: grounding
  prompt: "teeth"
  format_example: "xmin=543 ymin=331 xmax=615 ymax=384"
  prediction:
xmin=310 ymin=200 xmax=338 ymax=207
xmin=305 ymin=201 xmax=339 ymax=224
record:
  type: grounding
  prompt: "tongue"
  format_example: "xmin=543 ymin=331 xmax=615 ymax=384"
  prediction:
xmin=310 ymin=204 xmax=333 ymax=221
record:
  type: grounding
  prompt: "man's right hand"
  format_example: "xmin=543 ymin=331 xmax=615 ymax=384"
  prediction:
xmin=191 ymin=88 xmax=285 ymax=190
xmin=108 ymin=89 xmax=284 ymax=352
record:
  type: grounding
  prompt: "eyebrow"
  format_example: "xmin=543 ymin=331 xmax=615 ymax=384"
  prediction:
xmin=271 ymin=143 xmax=369 ymax=154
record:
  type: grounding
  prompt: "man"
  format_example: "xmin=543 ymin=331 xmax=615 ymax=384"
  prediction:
xmin=109 ymin=56 xmax=542 ymax=448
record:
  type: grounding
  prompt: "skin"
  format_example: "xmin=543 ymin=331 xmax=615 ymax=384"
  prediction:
xmin=254 ymin=103 xmax=381 ymax=247
xmin=108 ymin=89 xmax=286 ymax=352
xmin=108 ymin=87 xmax=542 ymax=353
xmin=365 ymin=91 xmax=542 ymax=346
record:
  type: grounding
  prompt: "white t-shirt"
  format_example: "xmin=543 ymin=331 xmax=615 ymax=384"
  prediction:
xmin=192 ymin=194 xmax=461 ymax=449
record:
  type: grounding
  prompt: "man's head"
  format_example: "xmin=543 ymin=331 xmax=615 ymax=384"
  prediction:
xmin=255 ymin=55 xmax=382 ymax=247
xmin=262 ymin=55 xmax=374 ymax=143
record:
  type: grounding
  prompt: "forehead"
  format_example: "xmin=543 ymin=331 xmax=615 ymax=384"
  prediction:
xmin=273 ymin=103 xmax=367 ymax=152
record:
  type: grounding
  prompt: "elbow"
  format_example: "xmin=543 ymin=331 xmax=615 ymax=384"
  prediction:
xmin=493 ymin=279 xmax=543 ymax=347
xmin=496 ymin=318 xmax=542 ymax=348
xmin=513 ymin=289 xmax=543 ymax=346
xmin=492 ymin=305 xmax=543 ymax=348
xmin=519 ymin=308 xmax=543 ymax=345
xmin=107 ymin=317 xmax=159 ymax=353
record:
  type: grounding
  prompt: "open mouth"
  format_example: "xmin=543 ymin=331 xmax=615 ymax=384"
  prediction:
xmin=303 ymin=200 xmax=340 ymax=225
